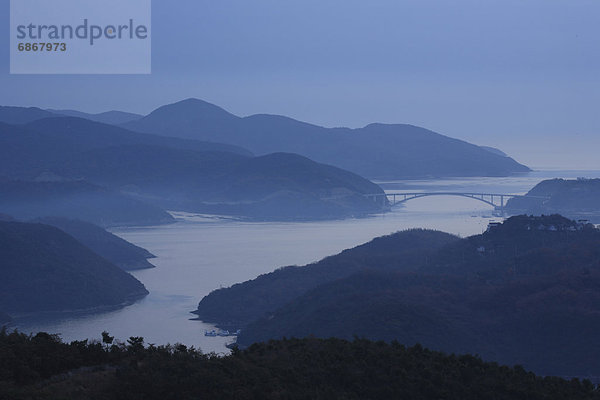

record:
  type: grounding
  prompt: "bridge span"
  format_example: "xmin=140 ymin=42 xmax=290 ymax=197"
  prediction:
xmin=364 ymin=192 xmax=549 ymax=212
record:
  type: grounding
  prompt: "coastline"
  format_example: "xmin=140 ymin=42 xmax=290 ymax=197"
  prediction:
xmin=6 ymin=291 xmax=149 ymax=327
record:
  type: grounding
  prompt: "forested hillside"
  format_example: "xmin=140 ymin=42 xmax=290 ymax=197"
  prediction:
xmin=198 ymin=215 xmax=600 ymax=376
xmin=1 ymin=331 xmax=597 ymax=400
xmin=35 ymin=217 xmax=156 ymax=270
xmin=194 ymin=229 xmax=459 ymax=327
xmin=0 ymin=221 xmax=148 ymax=314
xmin=506 ymin=178 xmax=600 ymax=222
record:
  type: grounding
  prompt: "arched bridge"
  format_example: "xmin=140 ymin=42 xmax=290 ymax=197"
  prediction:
xmin=364 ymin=192 xmax=549 ymax=212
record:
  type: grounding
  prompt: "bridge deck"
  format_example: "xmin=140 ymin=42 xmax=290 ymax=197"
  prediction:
xmin=364 ymin=192 xmax=549 ymax=209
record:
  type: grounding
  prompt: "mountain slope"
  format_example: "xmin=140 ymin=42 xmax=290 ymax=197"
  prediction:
xmin=124 ymin=98 xmax=530 ymax=179
xmin=0 ymin=106 xmax=55 ymax=124
xmin=0 ymin=118 xmax=385 ymax=220
xmin=0 ymin=220 xmax=148 ymax=314
xmin=24 ymin=117 xmax=252 ymax=157
xmin=194 ymin=229 xmax=459 ymax=327
xmin=35 ymin=217 xmax=155 ymax=270
xmin=124 ymin=98 xmax=238 ymax=135
xmin=47 ymin=109 xmax=143 ymax=124
xmin=234 ymin=216 xmax=600 ymax=376
xmin=49 ymin=144 xmax=249 ymax=207
xmin=480 ymin=145 xmax=508 ymax=157
xmin=0 ymin=179 xmax=174 ymax=227
xmin=0 ymin=118 xmax=251 ymax=181
xmin=191 ymin=152 xmax=387 ymax=220
xmin=239 ymin=272 xmax=477 ymax=354
xmin=506 ymin=178 xmax=600 ymax=222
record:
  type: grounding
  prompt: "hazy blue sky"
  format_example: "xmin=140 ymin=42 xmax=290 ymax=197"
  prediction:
xmin=1 ymin=0 xmax=599 ymax=169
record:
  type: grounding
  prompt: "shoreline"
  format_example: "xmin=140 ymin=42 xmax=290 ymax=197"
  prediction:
xmin=6 ymin=291 xmax=149 ymax=327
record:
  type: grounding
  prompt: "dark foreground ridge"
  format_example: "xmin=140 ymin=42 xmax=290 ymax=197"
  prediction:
xmin=1 ymin=331 xmax=598 ymax=400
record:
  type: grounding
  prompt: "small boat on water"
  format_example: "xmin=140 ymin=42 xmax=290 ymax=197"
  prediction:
xmin=205 ymin=329 xmax=241 ymax=337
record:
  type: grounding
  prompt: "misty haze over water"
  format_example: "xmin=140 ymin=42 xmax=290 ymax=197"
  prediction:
xmin=11 ymin=170 xmax=600 ymax=353
xmin=4 ymin=0 xmax=600 ymax=396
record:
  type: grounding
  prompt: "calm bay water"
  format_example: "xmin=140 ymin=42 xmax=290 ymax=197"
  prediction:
xmin=12 ymin=171 xmax=600 ymax=353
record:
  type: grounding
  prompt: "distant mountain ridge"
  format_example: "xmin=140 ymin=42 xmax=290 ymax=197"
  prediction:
xmin=0 ymin=106 xmax=143 ymax=125
xmin=0 ymin=106 xmax=55 ymax=124
xmin=124 ymin=98 xmax=530 ymax=179
xmin=0 ymin=100 xmax=530 ymax=179
xmin=0 ymin=116 xmax=387 ymax=221
xmin=0 ymin=117 xmax=252 ymax=180
xmin=47 ymin=109 xmax=143 ymax=124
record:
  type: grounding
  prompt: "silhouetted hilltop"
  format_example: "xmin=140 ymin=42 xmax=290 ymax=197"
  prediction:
xmin=25 ymin=116 xmax=253 ymax=157
xmin=0 ymin=179 xmax=174 ymax=227
xmin=0 ymin=117 xmax=386 ymax=220
xmin=0 ymin=106 xmax=55 ymax=124
xmin=480 ymin=145 xmax=508 ymax=157
xmin=423 ymin=214 xmax=597 ymax=278
xmin=0 ymin=118 xmax=251 ymax=181
xmin=506 ymin=178 xmax=600 ymax=222
xmin=47 ymin=109 xmax=143 ymax=124
xmin=124 ymin=98 xmax=530 ymax=179
xmin=0 ymin=220 xmax=148 ymax=314
xmin=194 ymin=229 xmax=459 ymax=328
xmin=206 ymin=215 xmax=600 ymax=376
xmin=3 ymin=334 xmax=598 ymax=400
xmin=35 ymin=217 xmax=155 ymax=270
xmin=124 ymin=98 xmax=237 ymax=133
